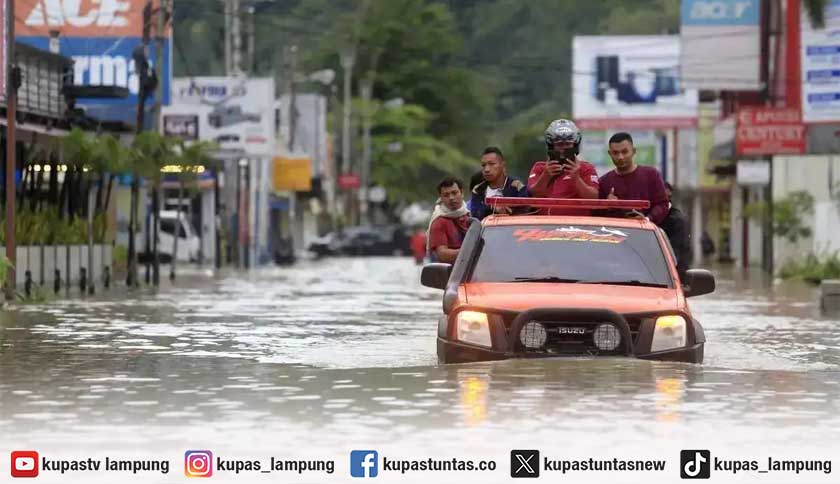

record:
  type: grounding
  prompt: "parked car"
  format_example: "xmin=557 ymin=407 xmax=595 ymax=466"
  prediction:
xmin=157 ymin=211 xmax=201 ymax=262
xmin=421 ymin=197 xmax=716 ymax=364
xmin=307 ymin=225 xmax=411 ymax=257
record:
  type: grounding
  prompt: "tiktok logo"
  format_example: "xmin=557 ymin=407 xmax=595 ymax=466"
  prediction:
xmin=680 ymin=450 xmax=711 ymax=479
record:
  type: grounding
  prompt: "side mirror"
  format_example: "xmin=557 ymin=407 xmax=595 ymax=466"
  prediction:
xmin=684 ymin=269 xmax=715 ymax=297
xmin=421 ymin=263 xmax=452 ymax=290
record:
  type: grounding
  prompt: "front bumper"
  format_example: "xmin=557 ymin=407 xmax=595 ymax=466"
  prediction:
xmin=437 ymin=307 xmax=704 ymax=364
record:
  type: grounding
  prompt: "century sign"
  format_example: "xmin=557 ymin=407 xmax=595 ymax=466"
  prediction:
xmin=736 ymin=107 xmax=806 ymax=156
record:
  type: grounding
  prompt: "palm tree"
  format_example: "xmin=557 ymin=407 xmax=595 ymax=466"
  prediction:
xmin=62 ymin=129 xmax=101 ymax=294
xmin=168 ymin=140 xmax=215 ymax=281
xmin=132 ymin=131 xmax=177 ymax=287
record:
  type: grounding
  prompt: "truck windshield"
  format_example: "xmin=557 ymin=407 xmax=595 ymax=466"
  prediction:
xmin=470 ymin=225 xmax=673 ymax=287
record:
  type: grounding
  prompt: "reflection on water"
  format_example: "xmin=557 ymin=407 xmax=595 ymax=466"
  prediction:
xmin=1 ymin=257 xmax=839 ymax=469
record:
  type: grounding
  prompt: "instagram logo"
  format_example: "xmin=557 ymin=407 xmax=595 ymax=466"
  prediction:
xmin=185 ymin=450 xmax=213 ymax=477
xmin=11 ymin=451 xmax=39 ymax=478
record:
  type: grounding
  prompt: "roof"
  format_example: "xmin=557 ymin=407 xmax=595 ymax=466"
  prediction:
xmin=482 ymin=214 xmax=657 ymax=230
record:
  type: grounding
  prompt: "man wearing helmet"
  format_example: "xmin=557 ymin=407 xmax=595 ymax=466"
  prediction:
xmin=527 ymin=119 xmax=599 ymax=215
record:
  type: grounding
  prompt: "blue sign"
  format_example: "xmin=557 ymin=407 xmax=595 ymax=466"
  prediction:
xmin=18 ymin=36 xmax=171 ymax=124
xmin=681 ymin=0 xmax=760 ymax=26
xmin=350 ymin=451 xmax=378 ymax=478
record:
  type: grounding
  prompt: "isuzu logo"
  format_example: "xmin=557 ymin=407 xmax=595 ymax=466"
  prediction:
xmin=557 ymin=327 xmax=587 ymax=335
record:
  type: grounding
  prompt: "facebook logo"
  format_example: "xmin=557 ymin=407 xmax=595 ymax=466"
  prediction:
xmin=350 ymin=450 xmax=379 ymax=478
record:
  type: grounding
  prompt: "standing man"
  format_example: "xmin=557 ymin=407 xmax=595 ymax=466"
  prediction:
xmin=599 ymin=132 xmax=669 ymax=225
xmin=427 ymin=177 xmax=471 ymax=263
xmin=470 ymin=147 xmax=528 ymax=220
xmin=661 ymin=182 xmax=692 ymax=282
xmin=528 ymin=119 xmax=599 ymax=215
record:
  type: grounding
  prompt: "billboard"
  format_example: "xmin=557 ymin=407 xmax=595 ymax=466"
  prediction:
xmin=573 ymin=36 xmax=698 ymax=129
xmin=166 ymin=77 xmax=275 ymax=156
xmin=16 ymin=0 xmax=170 ymax=123
xmin=736 ymin=107 xmax=806 ymax=156
xmin=801 ymin=0 xmax=840 ymax=123
xmin=680 ymin=0 xmax=761 ymax=90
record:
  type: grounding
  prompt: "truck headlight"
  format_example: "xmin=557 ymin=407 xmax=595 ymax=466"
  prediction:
xmin=456 ymin=311 xmax=492 ymax=348
xmin=650 ymin=315 xmax=687 ymax=352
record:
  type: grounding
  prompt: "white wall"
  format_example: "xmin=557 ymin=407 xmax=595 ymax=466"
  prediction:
xmin=773 ymin=155 xmax=840 ymax=267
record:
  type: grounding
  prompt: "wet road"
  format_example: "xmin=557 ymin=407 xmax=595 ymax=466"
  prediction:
xmin=1 ymin=257 xmax=839 ymax=483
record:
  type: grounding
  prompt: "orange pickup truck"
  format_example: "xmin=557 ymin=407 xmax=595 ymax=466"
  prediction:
xmin=421 ymin=198 xmax=715 ymax=364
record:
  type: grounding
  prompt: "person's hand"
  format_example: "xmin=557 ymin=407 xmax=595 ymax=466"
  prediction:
xmin=607 ymin=187 xmax=619 ymax=200
xmin=564 ymin=158 xmax=581 ymax=178
xmin=545 ymin=160 xmax=566 ymax=177
xmin=626 ymin=209 xmax=647 ymax=220
xmin=492 ymin=205 xmax=513 ymax=215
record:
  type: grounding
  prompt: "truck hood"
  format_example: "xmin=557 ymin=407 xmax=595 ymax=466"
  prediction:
xmin=463 ymin=282 xmax=680 ymax=314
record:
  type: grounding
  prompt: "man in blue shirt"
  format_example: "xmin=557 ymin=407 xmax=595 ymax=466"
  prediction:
xmin=469 ymin=147 xmax=528 ymax=220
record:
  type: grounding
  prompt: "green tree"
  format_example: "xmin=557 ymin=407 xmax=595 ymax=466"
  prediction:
xmin=370 ymin=103 xmax=474 ymax=202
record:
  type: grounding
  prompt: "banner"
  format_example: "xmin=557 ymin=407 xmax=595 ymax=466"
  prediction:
xmin=166 ymin=77 xmax=275 ymax=156
xmin=573 ymin=35 xmax=698 ymax=129
xmin=681 ymin=0 xmax=761 ymax=90
xmin=16 ymin=0 xmax=170 ymax=123
xmin=272 ymin=156 xmax=312 ymax=192
xmin=736 ymin=107 xmax=806 ymax=155
xmin=801 ymin=0 xmax=840 ymax=123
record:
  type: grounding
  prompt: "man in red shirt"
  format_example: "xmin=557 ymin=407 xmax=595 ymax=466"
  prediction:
xmin=527 ymin=119 xmax=599 ymax=215
xmin=599 ymin=132 xmax=669 ymax=225
xmin=427 ymin=177 xmax=471 ymax=263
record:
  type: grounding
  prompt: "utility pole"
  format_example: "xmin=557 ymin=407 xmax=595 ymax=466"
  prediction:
xmin=340 ymin=48 xmax=355 ymax=224
xmin=150 ymin=0 xmax=169 ymax=287
xmin=231 ymin=0 xmax=242 ymax=75
xmin=247 ymin=6 xmax=255 ymax=74
xmin=128 ymin=1 xmax=153 ymax=288
xmin=5 ymin=0 xmax=17 ymax=301
xmin=288 ymin=45 xmax=298 ymax=152
xmin=359 ymin=78 xmax=372 ymax=225
xmin=223 ymin=0 xmax=232 ymax=75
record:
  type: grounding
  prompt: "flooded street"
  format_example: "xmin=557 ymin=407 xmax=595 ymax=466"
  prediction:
xmin=1 ymin=257 xmax=839 ymax=483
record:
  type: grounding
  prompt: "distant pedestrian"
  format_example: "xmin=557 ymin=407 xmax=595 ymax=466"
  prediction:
xmin=410 ymin=229 xmax=427 ymax=265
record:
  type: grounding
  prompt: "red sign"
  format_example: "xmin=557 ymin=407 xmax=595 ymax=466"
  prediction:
xmin=16 ymin=0 xmax=168 ymax=38
xmin=736 ymin=107 xmax=806 ymax=155
xmin=338 ymin=174 xmax=361 ymax=190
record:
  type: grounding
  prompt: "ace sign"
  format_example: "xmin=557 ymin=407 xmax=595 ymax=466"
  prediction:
xmin=736 ymin=107 xmax=805 ymax=156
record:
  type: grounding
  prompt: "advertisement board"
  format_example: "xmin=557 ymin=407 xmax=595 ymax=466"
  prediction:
xmin=801 ymin=0 xmax=840 ymax=123
xmin=167 ymin=77 xmax=275 ymax=156
xmin=163 ymin=114 xmax=199 ymax=141
xmin=736 ymin=107 xmax=806 ymax=155
xmin=16 ymin=0 xmax=170 ymax=123
xmin=680 ymin=0 xmax=761 ymax=90
xmin=573 ymin=35 xmax=698 ymax=129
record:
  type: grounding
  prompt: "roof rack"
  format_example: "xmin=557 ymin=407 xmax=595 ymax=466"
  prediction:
xmin=486 ymin=197 xmax=651 ymax=210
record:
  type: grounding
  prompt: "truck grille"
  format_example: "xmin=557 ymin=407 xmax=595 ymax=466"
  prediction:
xmin=509 ymin=318 xmax=642 ymax=356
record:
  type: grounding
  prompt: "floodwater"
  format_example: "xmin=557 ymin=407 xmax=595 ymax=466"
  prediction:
xmin=1 ymin=257 xmax=838 ymax=483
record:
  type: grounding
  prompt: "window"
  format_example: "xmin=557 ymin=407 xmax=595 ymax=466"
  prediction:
xmin=470 ymin=225 xmax=673 ymax=287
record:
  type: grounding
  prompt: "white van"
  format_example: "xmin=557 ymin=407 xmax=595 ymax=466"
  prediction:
xmin=158 ymin=211 xmax=201 ymax=262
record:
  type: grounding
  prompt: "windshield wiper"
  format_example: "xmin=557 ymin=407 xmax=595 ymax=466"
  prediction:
xmin=510 ymin=277 xmax=582 ymax=283
xmin=582 ymin=280 xmax=668 ymax=288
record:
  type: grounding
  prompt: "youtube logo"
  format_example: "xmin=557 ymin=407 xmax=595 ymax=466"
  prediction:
xmin=11 ymin=451 xmax=39 ymax=478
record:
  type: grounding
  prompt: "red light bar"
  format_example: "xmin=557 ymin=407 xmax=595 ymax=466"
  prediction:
xmin=486 ymin=197 xmax=651 ymax=210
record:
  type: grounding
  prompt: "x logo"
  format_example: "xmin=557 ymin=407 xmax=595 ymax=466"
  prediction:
xmin=510 ymin=450 xmax=540 ymax=478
